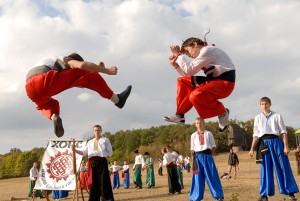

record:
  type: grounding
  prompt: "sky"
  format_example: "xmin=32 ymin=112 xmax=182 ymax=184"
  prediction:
xmin=0 ymin=0 xmax=300 ymax=154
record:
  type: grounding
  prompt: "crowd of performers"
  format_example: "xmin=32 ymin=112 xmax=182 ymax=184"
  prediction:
xmin=29 ymin=111 xmax=300 ymax=201
xmin=76 ymin=150 xmax=190 ymax=192
xmin=73 ymin=107 xmax=300 ymax=201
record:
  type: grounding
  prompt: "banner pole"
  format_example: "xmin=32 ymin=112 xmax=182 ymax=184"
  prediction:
xmin=72 ymin=139 xmax=79 ymax=201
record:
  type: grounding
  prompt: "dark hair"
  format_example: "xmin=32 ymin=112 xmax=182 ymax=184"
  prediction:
xmin=63 ymin=53 xmax=84 ymax=68
xmin=161 ymin=147 xmax=167 ymax=153
xmin=93 ymin=125 xmax=102 ymax=130
xmin=65 ymin=53 xmax=84 ymax=61
xmin=260 ymin=97 xmax=271 ymax=104
xmin=134 ymin=149 xmax=139 ymax=154
xmin=144 ymin=152 xmax=149 ymax=156
xmin=181 ymin=37 xmax=205 ymax=52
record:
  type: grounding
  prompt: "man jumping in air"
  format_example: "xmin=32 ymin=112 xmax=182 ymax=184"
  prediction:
xmin=26 ymin=53 xmax=132 ymax=137
xmin=163 ymin=36 xmax=235 ymax=132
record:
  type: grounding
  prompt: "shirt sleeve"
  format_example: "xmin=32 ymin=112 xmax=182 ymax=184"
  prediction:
xmin=105 ymin=138 xmax=113 ymax=157
xmin=277 ymin=114 xmax=287 ymax=134
xmin=81 ymin=144 xmax=88 ymax=156
xmin=162 ymin=155 xmax=168 ymax=166
xmin=176 ymin=49 xmax=212 ymax=76
xmin=190 ymin=134 xmax=194 ymax=151
xmin=29 ymin=168 xmax=35 ymax=180
xmin=209 ymin=132 xmax=216 ymax=148
xmin=141 ymin=155 xmax=146 ymax=168
xmin=253 ymin=115 xmax=259 ymax=137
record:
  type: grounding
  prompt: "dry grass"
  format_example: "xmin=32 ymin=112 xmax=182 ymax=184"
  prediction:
xmin=1 ymin=151 xmax=300 ymax=201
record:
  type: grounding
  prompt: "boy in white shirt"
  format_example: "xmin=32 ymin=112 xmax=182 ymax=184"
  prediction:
xmin=249 ymin=97 xmax=298 ymax=201
xmin=190 ymin=117 xmax=224 ymax=201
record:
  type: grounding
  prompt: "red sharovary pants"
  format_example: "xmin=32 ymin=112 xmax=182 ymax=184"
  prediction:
xmin=176 ymin=76 xmax=235 ymax=119
xmin=25 ymin=68 xmax=113 ymax=119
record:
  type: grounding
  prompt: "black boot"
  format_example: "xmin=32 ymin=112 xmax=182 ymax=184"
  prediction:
xmin=53 ymin=114 xmax=64 ymax=138
xmin=115 ymin=85 xmax=132 ymax=109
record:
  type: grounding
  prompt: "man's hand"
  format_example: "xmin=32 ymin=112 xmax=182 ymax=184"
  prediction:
xmin=249 ymin=150 xmax=254 ymax=158
xmin=284 ymin=146 xmax=289 ymax=155
xmin=170 ymin=45 xmax=180 ymax=56
xmin=106 ymin=66 xmax=118 ymax=75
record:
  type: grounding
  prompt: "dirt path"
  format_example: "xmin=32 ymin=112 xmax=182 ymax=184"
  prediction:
xmin=1 ymin=151 xmax=300 ymax=201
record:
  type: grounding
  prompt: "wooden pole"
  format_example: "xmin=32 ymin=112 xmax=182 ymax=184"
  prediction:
xmin=72 ymin=139 xmax=78 ymax=201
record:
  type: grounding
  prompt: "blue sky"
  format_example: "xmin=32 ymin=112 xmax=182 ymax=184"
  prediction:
xmin=0 ymin=0 xmax=300 ymax=154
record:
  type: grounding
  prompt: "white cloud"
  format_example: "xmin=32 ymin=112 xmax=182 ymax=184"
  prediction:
xmin=1 ymin=0 xmax=300 ymax=153
xmin=77 ymin=93 xmax=94 ymax=102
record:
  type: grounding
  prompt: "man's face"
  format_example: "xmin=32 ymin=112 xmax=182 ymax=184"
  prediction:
xmin=195 ymin=119 xmax=204 ymax=130
xmin=260 ymin=101 xmax=271 ymax=113
xmin=183 ymin=43 xmax=200 ymax=58
xmin=93 ymin=127 xmax=102 ymax=138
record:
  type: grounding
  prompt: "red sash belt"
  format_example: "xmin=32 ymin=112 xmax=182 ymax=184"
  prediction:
xmin=167 ymin=162 xmax=175 ymax=167
xmin=87 ymin=156 xmax=105 ymax=188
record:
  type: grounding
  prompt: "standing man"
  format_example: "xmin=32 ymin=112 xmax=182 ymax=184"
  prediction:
xmin=28 ymin=162 xmax=43 ymax=198
xmin=143 ymin=152 xmax=155 ymax=188
xmin=26 ymin=53 xmax=132 ymax=137
xmin=110 ymin=161 xmax=121 ymax=189
xmin=249 ymin=97 xmax=299 ymax=201
xmin=190 ymin=117 xmax=224 ymax=201
xmin=161 ymin=147 xmax=182 ymax=195
xmin=133 ymin=150 xmax=145 ymax=189
xmin=122 ymin=161 xmax=130 ymax=189
xmin=228 ymin=148 xmax=239 ymax=179
xmin=73 ymin=125 xmax=114 ymax=201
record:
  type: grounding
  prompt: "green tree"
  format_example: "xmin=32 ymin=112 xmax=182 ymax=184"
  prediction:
xmin=140 ymin=129 xmax=156 ymax=146
xmin=3 ymin=152 xmax=21 ymax=178
xmin=15 ymin=151 xmax=40 ymax=177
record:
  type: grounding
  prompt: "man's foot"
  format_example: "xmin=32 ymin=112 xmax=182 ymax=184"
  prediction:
xmin=163 ymin=115 xmax=185 ymax=124
xmin=52 ymin=114 xmax=64 ymax=138
xmin=258 ymin=195 xmax=268 ymax=201
xmin=289 ymin=193 xmax=297 ymax=201
xmin=216 ymin=199 xmax=224 ymax=201
xmin=115 ymin=85 xmax=132 ymax=109
xmin=218 ymin=108 xmax=229 ymax=132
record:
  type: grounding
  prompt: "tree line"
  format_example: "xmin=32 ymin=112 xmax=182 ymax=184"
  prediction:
xmin=0 ymin=120 xmax=297 ymax=179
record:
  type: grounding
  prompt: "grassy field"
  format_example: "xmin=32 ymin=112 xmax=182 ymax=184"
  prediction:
xmin=1 ymin=151 xmax=300 ymax=201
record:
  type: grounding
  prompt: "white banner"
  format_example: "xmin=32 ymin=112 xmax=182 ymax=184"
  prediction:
xmin=34 ymin=139 xmax=87 ymax=190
